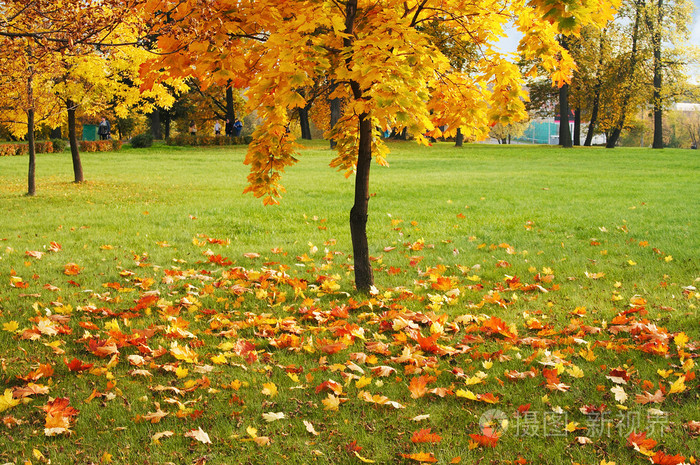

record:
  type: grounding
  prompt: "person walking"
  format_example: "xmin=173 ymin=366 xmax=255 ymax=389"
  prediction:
xmin=214 ymin=120 xmax=221 ymax=136
xmin=98 ymin=117 xmax=111 ymax=140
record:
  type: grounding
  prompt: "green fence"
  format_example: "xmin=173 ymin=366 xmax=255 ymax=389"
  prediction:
xmin=82 ymin=124 xmax=98 ymax=141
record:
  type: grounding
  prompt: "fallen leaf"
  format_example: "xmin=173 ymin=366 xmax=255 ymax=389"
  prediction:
xmin=185 ymin=427 xmax=212 ymax=444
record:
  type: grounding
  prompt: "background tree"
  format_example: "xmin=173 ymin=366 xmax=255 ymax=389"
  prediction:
xmin=642 ymin=0 xmax=694 ymax=148
xmin=0 ymin=0 xmax=146 ymax=193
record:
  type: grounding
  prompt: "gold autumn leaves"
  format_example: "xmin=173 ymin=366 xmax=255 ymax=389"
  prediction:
xmin=3 ymin=234 xmax=698 ymax=464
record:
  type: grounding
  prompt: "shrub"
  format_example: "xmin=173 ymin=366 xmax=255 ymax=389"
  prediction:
xmin=35 ymin=141 xmax=53 ymax=153
xmin=130 ymin=133 xmax=153 ymax=148
xmin=79 ymin=141 xmax=98 ymax=152
xmin=78 ymin=140 xmax=120 ymax=152
xmin=111 ymin=139 xmax=123 ymax=151
xmin=0 ymin=141 xmax=57 ymax=155
xmin=165 ymin=134 xmax=252 ymax=147
xmin=51 ymin=139 xmax=67 ymax=152
xmin=0 ymin=144 xmax=17 ymax=156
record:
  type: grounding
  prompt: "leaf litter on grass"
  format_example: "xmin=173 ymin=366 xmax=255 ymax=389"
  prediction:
xmin=0 ymin=224 xmax=698 ymax=464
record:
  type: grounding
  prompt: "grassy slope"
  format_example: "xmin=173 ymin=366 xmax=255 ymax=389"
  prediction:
xmin=0 ymin=142 xmax=698 ymax=464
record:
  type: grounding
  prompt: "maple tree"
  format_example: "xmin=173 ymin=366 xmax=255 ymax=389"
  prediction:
xmin=140 ymin=0 xmax=618 ymax=292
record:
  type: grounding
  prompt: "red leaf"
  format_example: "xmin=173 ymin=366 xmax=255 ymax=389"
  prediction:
xmin=651 ymin=451 xmax=685 ymax=465
xmin=64 ymin=358 xmax=94 ymax=373
xmin=411 ymin=428 xmax=442 ymax=443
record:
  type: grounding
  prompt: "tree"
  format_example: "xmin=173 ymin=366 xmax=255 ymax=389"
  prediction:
xmin=141 ymin=0 xmax=619 ymax=292
xmin=642 ymin=0 xmax=694 ymax=149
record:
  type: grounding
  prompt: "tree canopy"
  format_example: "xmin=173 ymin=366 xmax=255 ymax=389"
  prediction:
xmin=140 ymin=0 xmax=619 ymax=290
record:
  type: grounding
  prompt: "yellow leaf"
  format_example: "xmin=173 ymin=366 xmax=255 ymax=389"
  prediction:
xmin=353 ymin=451 xmax=375 ymax=463
xmin=175 ymin=366 xmax=189 ymax=379
xmin=567 ymin=365 xmax=585 ymax=378
xmin=0 ymin=389 xmax=21 ymax=413
xmin=669 ymin=376 xmax=686 ymax=394
xmin=674 ymin=332 xmax=689 ymax=349
xmin=564 ymin=421 xmax=579 ymax=432
xmin=356 ymin=376 xmax=372 ymax=389
xmin=455 ymin=389 xmax=477 ymax=400
xmin=3 ymin=321 xmax=19 ymax=332
xmin=211 ymin=354 xmax=227 ymax=364
xmin=322 ymin=394 xmax=340 ymax=411
xmin=657 ymin=369 xmax=673 ymax=379
xmin=261 ymin=382 xmax=277 ymax=398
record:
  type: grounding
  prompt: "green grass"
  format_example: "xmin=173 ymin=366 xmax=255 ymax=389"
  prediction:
xmin=0 ymin=141 xmax=698 ymax=464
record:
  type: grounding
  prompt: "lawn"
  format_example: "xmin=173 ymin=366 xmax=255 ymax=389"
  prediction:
xmin=0 ymin=141 xmax=698 ymax=464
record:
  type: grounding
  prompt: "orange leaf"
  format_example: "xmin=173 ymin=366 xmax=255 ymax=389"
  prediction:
xmin=652 ymin=451 xmax=686 ymax=465
xmin=469 ymin=432 xmax=499 ymax=448
xmin=411 ymin=428 xmax=442 ymax=443
xmin=408 ymin=375 xmax=436 ymax=399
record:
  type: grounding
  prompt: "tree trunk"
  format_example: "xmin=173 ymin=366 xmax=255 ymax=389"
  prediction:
xmin=299 ymin=106 xmax=312 ymax=140
xmin=163 ymin=111 xmax=171 ymax=139
xmin=455 ymin=128 xmax=463 ymax=147
xmin=150 ymin=110 xmax=162 ymax=140
xmin=651 ymin=0 xmax=664 ymax=149
xmin=350 ymin=112 xmax=373 ymax=293
xmin=573 ymin=107 xmax=581 ymax=146
xmin=66 ymin=99 xmax=83 ymax=183
xmin=345 ymin=0 xmax=373 ymax=292
xmin=27 ymin=107 xmax=36 ymax=196
xmin=330 ymin=97 xmax=341 ymax=149
xmin=226 ymin=84 xmax=236 ymax=123
xmin=559 ymin=83 xmax=572 ymax=148
xmin=26 ymin=72 xmax=36 ymax=197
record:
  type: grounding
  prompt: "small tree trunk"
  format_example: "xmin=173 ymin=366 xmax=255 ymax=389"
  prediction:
xmin=226 ymin=84 xmax=236 ymax=123
xmin=606 ymin=127 xmax=622 ymax=148
xmin=585 ymin=31 xmax=605 ymax=147
xmin=559 ymin=83 xmax=572 ymax=148
xmin=573 ymin=107 xmax=581 ymax=146
xmin=651 ymin=0 xmax=664 ymax=149
xmin=27 ymin=107 xmax=36 ymax=196
xmin=163 ymin=111 xmax=172 ymax=139
xmin=455 ymin=128 xmax=463 ymax=147
xmin=585 ymin=96 xmax=600 ymax=146
xmin=67 ymin=99 xmax=83 ymax=183
xmin=26 ymin=71 xmax=36 ymax=197
xmin=350 ymin=112 xmax=373 ymax=293
xmin=299 ymin=106 xmax=312 ymax=140
xmin=330 ymin=97 xmax=341 ymax=149
xmin=150 ymin=110 xmax=162 ymax=140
